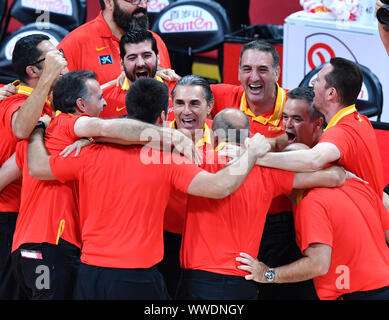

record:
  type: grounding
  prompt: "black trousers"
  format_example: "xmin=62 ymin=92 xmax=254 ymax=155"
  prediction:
xmin=158 ymin=231 xmax=182 ymax=298
xmin=257 ymin=211 xmax=318 ymax=300
xmin=341 ymin=286 xmax=389 ymax=300
xmin=74 ymin=263 xmax=171 ymax=300
xmin=12 ymin=239 xmax=80 ymax=300
xmin=0 ymin=212 xmax=26 ymax=300
xmin=175 ymin=269 xmax=258 ymax=300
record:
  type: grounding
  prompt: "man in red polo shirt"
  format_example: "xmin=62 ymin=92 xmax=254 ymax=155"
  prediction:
xmin=237 ymin=178 xmax=389 ymax=300
xmin=210 ymin=40 xmax=309 ymax=299
xmin=0 ymin=34 xmax=67 ymax=299
xmin=257 ymin=57 xmax=385 ymax=198
xmin=58 ymin=0 xmax=171 ymax=85
xmin=160 ymin=74 xmax=215 ymax=297
xmin=177 ymin=107 xmax=348 ymax=300
xmin=100 ymin=28 xmax=177 ymax=119
xmin=27 ymin=78 xmax=271 ymax=300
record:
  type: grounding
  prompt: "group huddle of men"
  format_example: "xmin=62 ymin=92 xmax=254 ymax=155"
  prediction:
xmin=0 ymin=0 xmax=389 ymax=301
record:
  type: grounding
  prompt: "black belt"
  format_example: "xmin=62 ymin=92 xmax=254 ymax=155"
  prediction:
xmin=0 ymin=212 xmax=18 ymax=223
xmin=265 ymin=211 xmax=293 ymax=224
xmin=341 ymin=286 xmax=389 ymax=300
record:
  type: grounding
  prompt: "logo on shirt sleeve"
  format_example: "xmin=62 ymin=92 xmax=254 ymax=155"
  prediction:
xmin=99 ymin=55 xmax=113 ymax=65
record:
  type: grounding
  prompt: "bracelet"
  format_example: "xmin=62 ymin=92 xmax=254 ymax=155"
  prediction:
xmin=87 ymin=137 xmax=95 ymax=144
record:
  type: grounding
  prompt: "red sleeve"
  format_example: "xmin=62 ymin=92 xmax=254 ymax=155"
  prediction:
xmin=57 ymin=33 xmax=80 ymax=72
xmin=261 ymin=167 xmax=294 ymax=198
xmin=295 ymin=193 xmax=334 ymax=252
xmin=168 ymin=153 xmax=203 ymax=193
xmin=14 ymin=140 xmax=27 ymax=170
xmin=0 ymin=97 xmax=22 ymax=141
xmin=49 ymin=151 xmax=85 ymax=183
xmin=210 ymin=84 xmax=243 ymax=117
xmin=151 ymin=31 xmax=171 ymax=69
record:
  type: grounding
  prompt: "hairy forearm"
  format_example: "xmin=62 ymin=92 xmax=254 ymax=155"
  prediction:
xmin=12 ymin=77 xmax=54 ymax=139
xmin=27 ymin=129 xmax=55 ymax=180
xmin=0 ymin=153 xmax=22 ymax=192
xmin=273 ymin=256 xmax=322 ymax=283
xmin=257 ymin=149 xmax=320 ymax=172
xmin=293 ymin=167 xmax=345 ymax=189
xmin=75 ymin=117 xmax=163 ymax=143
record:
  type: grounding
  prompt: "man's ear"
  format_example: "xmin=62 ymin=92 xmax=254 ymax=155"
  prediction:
xmin=25 ymin=65 xmax=40 ymax=79
xmin=156 ymin=110 xmax=166 ymax=126
xmin=104 ymin=0 xmax=114 ymax=11
xmin=274 ymin=66 xmax=281 ymax=83
xmin=207 ymin=101 xmax=214 ymax=116
xmin=75 ymin=98 xmax=86 ymax=113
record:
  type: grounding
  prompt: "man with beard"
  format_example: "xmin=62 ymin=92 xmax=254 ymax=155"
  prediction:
xmin=57 ymin=0 xmax=171 ymax=85
xmin=100 ymin=28 xmax=177 ymax=119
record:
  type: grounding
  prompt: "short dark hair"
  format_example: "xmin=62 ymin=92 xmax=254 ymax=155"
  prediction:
xmin=240 ymin=40 xmax=279 ymax=70
xmin=287 ymin=86 xmax=326 ymax=127
xmin=326 ymin=57 xmax=363 ymax=107
xmin=212 ymin=108 xmax=250 ymax=145
xmin=119 ymin=28 xmax=158 ymax=59
xmin=53 ymin=70 xmax=97 ymax=113
xmin=287 ymin=86 xmax=314 ymax=102
xmin=125 ymin=78 xmax=169 ymax=124
xmin=12 ymin=34 xmax=50 ymax=81
xmin=99 ymin=0 xmax=105 ymax=10
xmin=171 ymin=75 xmax=214 ymax=105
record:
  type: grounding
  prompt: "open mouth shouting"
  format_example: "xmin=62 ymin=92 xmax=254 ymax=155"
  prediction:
xmin=286 ymin=131 xmax=296 ymax=144
xmin=135 ymin=68 xmax=150 ymax=80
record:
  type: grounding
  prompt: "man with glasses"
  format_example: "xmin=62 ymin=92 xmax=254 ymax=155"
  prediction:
xmin=0 ymin=34 xmax=67 ymax=299
xmin=58 ymin=0 xmax=172 ymax=85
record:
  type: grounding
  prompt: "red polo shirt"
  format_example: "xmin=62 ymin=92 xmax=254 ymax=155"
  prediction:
xmin=12 ymin=113 xmax=85 ymax=251
xmin=319 ymin=106 xmax=384 ymax=197
xmin=50 ymin=145 xmax=202 ymax=268
xmin=181 ymin=153 xmax=294 ymax=276
xmin=295 ymin=179 xmax=389 ymax=300
xmin=0 ymin=83 xmax=52 ymax=212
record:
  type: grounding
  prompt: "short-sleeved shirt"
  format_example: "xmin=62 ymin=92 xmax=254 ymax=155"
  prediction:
xmin=0 ymin=83 xmax=52 ymax=212
xmin=181 ymin=155 xmax=294 ymax=276
xmin=319 ymin=105 xmax=384 ymax=197
xmin=295 ymin=179 xmax=389 ymax=300
xmin=57 ymin=11 xmax=171 ymax=85
xmin=100 ymin=76 xmax=177 ymax=120
xmin=12 ymin=113 xmax=85 ymax=251
xmin=50 ymin=145 xmax=202 ymax=268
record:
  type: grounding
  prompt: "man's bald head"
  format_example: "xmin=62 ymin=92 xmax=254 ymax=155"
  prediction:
xmin=212 ymin=108 xmax=250 ymax=145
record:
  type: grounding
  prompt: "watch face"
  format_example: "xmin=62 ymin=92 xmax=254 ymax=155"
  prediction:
xmin=265 ymin=269 xmax=275 ymax=282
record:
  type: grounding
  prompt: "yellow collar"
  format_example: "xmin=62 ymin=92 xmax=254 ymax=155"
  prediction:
xmin=13 ymin=80 xmax=51 ymax=105
xmin=121 ymin=75 xmax=164 ymax=90
xmin=13 ymin=80 xmax=33 ymax=96
xmin=55 ymin=110 xmax=74 ymax=116
xmin=240 ymin=83 xmax=286 ymax=126
xmin=169 ymin=120 xmax=212 ymax=147
xmin=323 ymin=105 xmax=358 ymax=132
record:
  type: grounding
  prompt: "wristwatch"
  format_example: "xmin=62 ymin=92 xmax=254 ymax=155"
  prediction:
xmin=264 ymin=268 xmax=276 ymax=282
xmin=34 ymin=120 xmax=46 ymax=133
